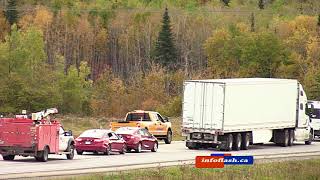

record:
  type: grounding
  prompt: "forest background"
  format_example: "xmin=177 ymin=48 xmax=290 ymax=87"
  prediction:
xmin=0 ymin=0 xmax=320 ymax=122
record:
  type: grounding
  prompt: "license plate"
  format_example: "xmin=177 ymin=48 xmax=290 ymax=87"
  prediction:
xmin=85 ymin=141 xmax=91 ymax=145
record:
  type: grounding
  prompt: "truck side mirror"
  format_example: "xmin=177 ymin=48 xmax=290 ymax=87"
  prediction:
xmin=306 ymin=103 xmax=314 ymax=117
xmin=64 ymin=130 xmax=73 ymax=136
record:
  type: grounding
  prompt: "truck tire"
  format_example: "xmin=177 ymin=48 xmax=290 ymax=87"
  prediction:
xmin=66 ymin=144 xmax=75 ymax=160
xmin=241 ymin=132 xmax=250 ymax=150
xmin=76 ymin=150 xmax=83 ymax=155
xmin=232 ymin=133 xmax=241 ymax=151
xmin=186 ymin=142 xmax=200 ymax=150
xmin=281 ymin=129 xmax=289 ymax=147
xmin=220 ymin=134 xmax=233 ymax=151
xmin=164 ymin=130 xmax=172 ymax=144
xmin=305 ymin=131 xmax=313 ymax=145
xmin=288 ymin=129 xmax=294 ymax=146
xmin=37 ymin=146 xmax=49 ymax=162
xmin=135 ymin=142 xmax=142 ymax=153
xmin=2 ymin=155 xmax=15 ymax=161
xmin=305 ymin=140 xmax=312 ymax=145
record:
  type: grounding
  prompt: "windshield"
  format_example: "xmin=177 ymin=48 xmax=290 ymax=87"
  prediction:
xmin=115 ymin=127 xmax=138 ymax=135
xmin=126 ymin=113 xmax=151 ymax=121
xmin=79 ymin=129 xmax=106 ymax=138
xmin=312 ymin=109 xmax=320 ymax=119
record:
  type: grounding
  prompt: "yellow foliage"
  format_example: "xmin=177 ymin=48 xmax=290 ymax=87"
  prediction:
xmin=33 ymin=7 xmax=53 ymax=30
xmin=0 ymin=12 xmax=9 ymax=41
xmin=236 ymin=23 xmax=250 ymax=33
xmin=277 ymin=15 xmax=317 ymax=39
xmin=141 ymin=98 xmax=161 ymax=111
xmin=306 ymin=36 xmax=320 ymax=66
xmin=293 ymin=15 xmax=317 ymax=33
xmin=19 ymin=14 xmax=34 ymax=30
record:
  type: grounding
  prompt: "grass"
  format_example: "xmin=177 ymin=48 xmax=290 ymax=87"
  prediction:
xmin=58 ymin=115 xmax=184 ymax=141
xmin=57 ymin=158 xmax=320 ymax=180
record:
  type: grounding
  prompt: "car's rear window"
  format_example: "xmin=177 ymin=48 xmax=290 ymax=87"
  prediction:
xmin=126 ymin=113 xmax=151 ymax=121
xmin=79 ymin=129 xmax=106 ymax=138
xmin=115 ymin=127 xmax=138 ymax=135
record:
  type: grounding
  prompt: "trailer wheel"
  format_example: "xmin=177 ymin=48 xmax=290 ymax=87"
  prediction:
xmin=220 ymin=134 xmax=233 ymax=151
xmin=37 ymin=146 xmax=49 ymax=162
xmin=66 ymin=144 xmax=75 ymax=160
xmin=241 ymin=132 xmax=250 ymax=150
xmin=281 ymin=129 xmax=289 ymax=147
xmin=2 ymin=155 xmax=15 ymax=161
xmin=232 ymin=133 xmax=241 ymax=151
xmin=288 ymin=129 xmax=294 ymax=146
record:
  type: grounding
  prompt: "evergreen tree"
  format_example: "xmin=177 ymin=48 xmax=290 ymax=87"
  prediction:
xmin=4 ymin=0 xmax=18 ymax=26
xmin=258 ymin=0 xmax=264 ymax=9
xmin=250 ymin=12 xmax=255 ymax=32
xmin=221 ymin=0 xmax=230 ymax=7
xmin=154 ymin=8 xmax=177 ymax=70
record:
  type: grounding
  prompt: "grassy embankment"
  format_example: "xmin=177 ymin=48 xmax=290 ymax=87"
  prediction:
xmin=59 ymin=116 xmax=184 ymax=141
xmin=59 ymin=158 xmax=320 ymax=180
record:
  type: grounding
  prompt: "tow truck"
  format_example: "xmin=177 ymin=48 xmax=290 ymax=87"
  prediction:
xmin=0 ymin=108 xmax=75 ymax=162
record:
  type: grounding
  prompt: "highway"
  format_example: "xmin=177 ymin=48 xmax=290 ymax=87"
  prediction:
xmin=1 ymin=141 xmax=320 ymax=179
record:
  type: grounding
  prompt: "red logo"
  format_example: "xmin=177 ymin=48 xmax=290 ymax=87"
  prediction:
xmin=195 ymin=156 xmax=225 ymax=168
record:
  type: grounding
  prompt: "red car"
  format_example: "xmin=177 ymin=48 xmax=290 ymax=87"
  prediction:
xmin=75 ymin=129 xmax=126 ymax=155
xmin=115 ymin=127 xmax=158 ymax=153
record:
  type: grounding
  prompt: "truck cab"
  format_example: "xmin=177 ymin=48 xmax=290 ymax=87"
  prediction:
xmin=308 ymin=100 xmax=320 ymax=139
xmin=110 ymin=110 xmax=172 ymax=144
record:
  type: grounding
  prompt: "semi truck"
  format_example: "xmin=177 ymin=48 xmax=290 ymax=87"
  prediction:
xmin=307 ymin=100 xmax=320 ymax=139
xmin=0 ymin=108 xmax=75 ymax=161
xmin=182 ymin=78 xmax=313 ymax=151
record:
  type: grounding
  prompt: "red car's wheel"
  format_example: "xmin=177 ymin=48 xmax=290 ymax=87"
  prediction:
xmin=151 ymin=142 xmax=158 ymax=152
xmin=120 ymin=144 xmax=127 ymax=154
xmin=104 ymin=145 xmax=111 ymax=155
xmin=135 ymin=142 xmax=142 ymax=153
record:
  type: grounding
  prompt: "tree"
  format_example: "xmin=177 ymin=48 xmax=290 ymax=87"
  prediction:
xmin=4 ymin=0 xmax=18 ymax=26
xmin=250 ymin=12 xmax=255 ymax=32
xmin=0 ymin=25 xmax=61 ymax=113
xmin=259 ymin=0 xmax=265 ymax=9
xmin=59 ymin=61 xmax=92 ymax=115
xmin=154 ymin=8 xmax=178 ymax=70
xmin=221 ymin=0 xmax=230 ymax=6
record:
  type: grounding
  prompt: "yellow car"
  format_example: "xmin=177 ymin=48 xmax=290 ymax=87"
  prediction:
xmin=110 ymin=110 xmax=172 ymax=144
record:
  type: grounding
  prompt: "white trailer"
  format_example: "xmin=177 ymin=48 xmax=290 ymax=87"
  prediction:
xmin=182 ymin=78 xmax=313 ymax=151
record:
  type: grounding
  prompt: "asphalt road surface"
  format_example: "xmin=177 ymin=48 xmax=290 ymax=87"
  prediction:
xmin=1 ymin=141 xmax=320 ymax=179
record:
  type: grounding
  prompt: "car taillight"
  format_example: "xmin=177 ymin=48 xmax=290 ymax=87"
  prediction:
xmin=75 ymin=138 xmax=82 ymax=142
xmin=94 ymin=139 xmax=103 ymax=142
